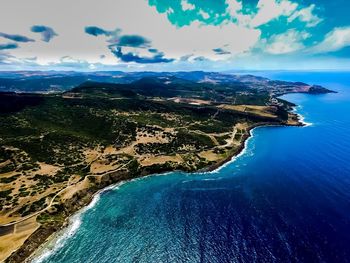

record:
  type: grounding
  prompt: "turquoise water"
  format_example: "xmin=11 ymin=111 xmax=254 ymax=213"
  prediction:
xmin=35 ymin=72 xmax=350 ymax=263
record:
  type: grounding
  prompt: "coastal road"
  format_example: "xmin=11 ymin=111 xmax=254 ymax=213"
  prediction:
xmin=0 ymin=159 xmax=133 ymax=228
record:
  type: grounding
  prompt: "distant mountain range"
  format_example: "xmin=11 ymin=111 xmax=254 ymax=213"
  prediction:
xmin=0 ymin=71 xmax=333 ymax=96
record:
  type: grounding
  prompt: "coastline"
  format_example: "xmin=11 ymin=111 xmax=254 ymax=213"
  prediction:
xmin=294 ymin=105 xmax=313 ymax=127
xmin=5 ymin=113 xmax=305 ymax=263
xmin=27 ymin=182 xmax=125 ymax=263
xmin=206 ymin=112 xmax=305 ymax=174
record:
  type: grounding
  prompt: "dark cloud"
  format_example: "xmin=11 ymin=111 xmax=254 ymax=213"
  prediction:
xmin=148 ymin=48 xmax=158 ymax=53
xmin=85 ymin=26 xmax=113 ymax=36
xmin=31 ymin=25 xmax=58 ymax=42
xmin=0 ymin=32 xmax=34 ymax=42
xmin=117 ymin=35 xmax=150 ymax=48
xmin=85 ymin=26 xmax=149 ymax=48
xmin=0 ymin=43 xmax=18 ymax=50
xmin=193 ymin=56 xmax=207 ymax=61
xmin=110 ymin=47 xmax=174 ymax=64
xmin=213 ymin=48 xmax=231 ymax=55
xmin=179 ymin=54 xmax=193 ymax=61
xmin=86 ymin=25 xmax=173 ymax=64
xmin=180 ymin=54 xmax=193 ymax=61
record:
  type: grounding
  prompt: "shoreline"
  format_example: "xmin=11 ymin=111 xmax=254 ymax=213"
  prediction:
xmin=25 ymin=117 xmax=305 ymax=263
xmin=294 ymin=105 xmax=313 ymax=127
xmin=27 ymin=182 xmax=126 ymax=263
xmin=5 ymin=112 xmax=305 ymax=263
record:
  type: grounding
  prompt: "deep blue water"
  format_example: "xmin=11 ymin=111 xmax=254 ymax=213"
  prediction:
xmin=35 ymin=72 xmax=350 ymax=263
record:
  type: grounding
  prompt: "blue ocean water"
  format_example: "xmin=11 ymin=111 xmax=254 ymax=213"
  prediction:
xmin=35 ymin=72 xmax=350 ymax=263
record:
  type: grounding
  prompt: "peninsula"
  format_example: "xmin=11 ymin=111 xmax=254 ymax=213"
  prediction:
xmin=0 ymin=71 xmax=333 ymax=262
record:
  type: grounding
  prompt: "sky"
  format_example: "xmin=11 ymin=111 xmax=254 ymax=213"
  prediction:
xmin=0 ymin=0 xmax=349 ymax=71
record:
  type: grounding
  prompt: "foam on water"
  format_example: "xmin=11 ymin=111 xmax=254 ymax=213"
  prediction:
xmin=30 ymin=192 xmax=104 ymax=263
xmin=207 ymin=128 xmax=255 ymax=174
xmin=30 ymin=181 xmax=128 ymax=263
xmin=294 ymin=105 xmax=313 ymax=127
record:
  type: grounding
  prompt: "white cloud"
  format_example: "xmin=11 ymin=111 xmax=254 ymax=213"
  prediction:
xmin=251 ymin=0 xmax=298 ymax=27
xmin=288 ymin=4 xmax=322 ymax=27
xmin=264 ymin=29 xmax=310 ymax=54
xmin=199 ymin=9 xmax=210 ymax=20
xmin=247 ymin=0 xmax=321 ymax=29
xmin=181 ymin=0 xmax=195 ymax=11
xmin=311 ymin=27 xmax=350 ymax=54
xmin=225 ymin=0 xmax=242 ymax=17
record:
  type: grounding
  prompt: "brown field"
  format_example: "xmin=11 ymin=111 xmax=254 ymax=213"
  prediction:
xmin=218 ymin=104 xmax=278 ymax=118
xmin=0 ymin=217 xmax=39 ymax=261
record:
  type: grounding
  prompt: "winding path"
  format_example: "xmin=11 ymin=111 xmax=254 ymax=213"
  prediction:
xmin=0 ymin=159 xmax=132 ymax=227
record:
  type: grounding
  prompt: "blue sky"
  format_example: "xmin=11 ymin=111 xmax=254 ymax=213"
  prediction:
xmin=0 ymin=0 xmax=349 ymax=71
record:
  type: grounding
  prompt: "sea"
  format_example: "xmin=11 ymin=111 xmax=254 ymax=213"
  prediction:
xmin=33 ymin=71 xmax=350 ymax=263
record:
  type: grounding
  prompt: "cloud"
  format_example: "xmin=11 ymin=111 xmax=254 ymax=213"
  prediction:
xmin=0 ymin=32 xmax=34 ymax=42
xmin=110 ymin=46 xmax=174 ymax=63
xmin=0 ymin=52 xmax=39 ymax=68
xmin=181 ymin=0 xmax=195 ymax=11
xmin=247 ymin=0 xmax=322 ymax=30
xmin=287 ymin=4 xmax=322 ymax=27
xmin=85 ymin=25 xmax=168 ymax=63
xmin=250 ymin=0 xmax=298 ymax=27
xmin=311 ymin=27 xmax=350 ymax=54
xmin=179 ymin=54 xmax=193 ymax=61
xmin=0 ymin=52 xmax=14 ymax=64
xmin=31 ymin=25 xmax=58 ymax=42
xmin=117 ymin=35 xmax=151 ymax=48
xmin=50 ymin=56 xmax=98 ymax=69
xmin=263 ymin=29 xmax=310 ymax=54
xmin=0 ymin=43 xmax=18 ymax=50
xmin=199 ymin=9 xmax=210 ymax=20
xmin=85 ymin=26 xmax=113 ymax=37
xmin=148 ymin=48 xmax=158 ymax=53
xmin=193 ymin=56 xmax=209 ymax=62
xmin=213 ymin=48 xmax=231 ymax=55
xmin=85 ymin=26 xmax=122 ymax=47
